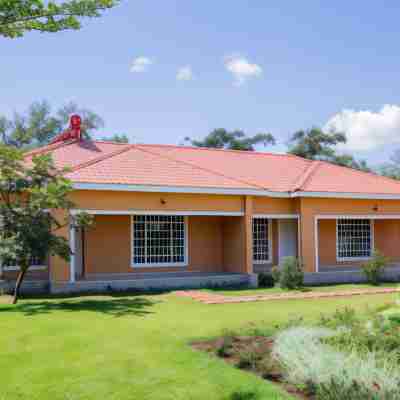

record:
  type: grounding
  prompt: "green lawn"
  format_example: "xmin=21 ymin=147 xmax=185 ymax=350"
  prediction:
xmin=0 ymin=290 xmax=398 ymax=400
xmin=204 ymin=283 xmax=400 ymax=297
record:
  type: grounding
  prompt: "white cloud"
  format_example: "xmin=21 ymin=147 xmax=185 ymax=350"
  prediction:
xmin=176 ymin=65 xmax=193 ymax=81
xmin=130 ymin=56 xmax=153 ymax=73
xmin=224 ymin=54 xmax=263 ymax=86
xmin=324 ymin=105 xmax=400 ymax=152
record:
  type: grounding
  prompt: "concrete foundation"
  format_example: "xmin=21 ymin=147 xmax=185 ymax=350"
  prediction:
xmin=50 ymin=273 xmax=253 ymax=294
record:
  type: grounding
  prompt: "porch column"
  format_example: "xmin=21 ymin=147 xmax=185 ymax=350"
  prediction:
xmin=69 ymin=220 xmax=76 ymax=283
xmin=244 ymin=196 xmax=253 ymax=274
xmin=299 ymin=209 xmax=317 ymax=272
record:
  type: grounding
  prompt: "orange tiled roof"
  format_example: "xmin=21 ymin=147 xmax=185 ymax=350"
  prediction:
xmin=25 ymin=139 xmax=400 ymax=196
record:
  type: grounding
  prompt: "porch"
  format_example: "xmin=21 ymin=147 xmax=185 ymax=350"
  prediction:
xmin=63 ymin=209 xmax=256 ymax=289
xmin=56 ymin=209 xmax=300 ymax=293
xmin=310 ymin=215 xmax=400 ymax=284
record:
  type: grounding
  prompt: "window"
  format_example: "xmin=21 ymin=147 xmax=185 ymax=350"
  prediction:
xmin=337 ymin=219 xmax=372 ymax=260
xmin=132 ymin=215 xmax=187 ymax=266
xmin=253 ymin=218 xmax=271 ymax=263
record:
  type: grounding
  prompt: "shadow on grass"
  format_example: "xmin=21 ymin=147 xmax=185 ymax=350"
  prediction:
xmin=0 ymin=296 xmax=157 ymax=317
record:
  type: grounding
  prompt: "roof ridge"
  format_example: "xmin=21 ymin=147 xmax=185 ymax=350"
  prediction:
xmin=92 ymin=140 xmax=132 ymax=146
xmin=135 ymin=145 xmax=267 ymax=190
xmin=68 ymin=143 xmax=137 ymax=173
xmin=24 ymin=139 xmax=78 ymax=158
xmin=138 ymin=143 xmax=311 ymax=161
xmin=292 ymin=161 xmax=321 ymax=192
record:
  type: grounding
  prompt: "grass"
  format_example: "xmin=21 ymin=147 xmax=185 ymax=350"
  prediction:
xmin=204 ymin=283 xmax=400 ymax=297
xmin=0 ymin=290 xmax=398 ymax=400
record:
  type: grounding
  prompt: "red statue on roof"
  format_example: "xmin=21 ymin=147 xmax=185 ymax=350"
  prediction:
xmin=50 ymin=115 xmax=82 ymax=144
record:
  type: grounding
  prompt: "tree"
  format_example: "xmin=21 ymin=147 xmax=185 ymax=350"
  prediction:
xmin=0 ymin=0 xmax=118 ymax=38
xmin=0 ymin=100 xmax=104 ymax=148
xmin=378 ymin=149 xmax=400 ymax=180
xmin=288 ymin=127 xmax=370 ymax=171
xmin=185 ymin=129 xmax=275 ymax=151
xmin=0 ymin=145 xmax=92 ymax=303
xmin=102 ymin=134 xmax=129 ymax=143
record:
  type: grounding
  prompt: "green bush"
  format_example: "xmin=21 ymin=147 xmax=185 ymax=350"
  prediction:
xmin=317 ymin=377 xmax=396 ymax=400
xmin=271 ymin=266 xmax=280 ymax=285
xmin=216 ymin=330 xmax=234 ymax=357
xmin=236 ymin=349 xmax=261 ymax=370
xmin=276 ymin=257 xmax=304 ymax=290
xmin=258 ymin=273 xmax=274 ymax=288
xmin=361 ymin=250 xmax=389 ymax=285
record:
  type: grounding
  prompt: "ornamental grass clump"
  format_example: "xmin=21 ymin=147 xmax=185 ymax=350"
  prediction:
xmin=273 ymin=327 xmax=400 ymax=399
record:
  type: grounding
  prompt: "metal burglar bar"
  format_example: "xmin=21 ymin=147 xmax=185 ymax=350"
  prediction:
xmin=253 ymin=218 xmax=270 ymax=263
xmin=132 ymin=215 xmax=186 ymax=266
xmin=337 ymin=219 xmax=372 ymax=259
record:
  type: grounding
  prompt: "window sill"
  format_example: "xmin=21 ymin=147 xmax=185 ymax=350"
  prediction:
xmin=131 ymin=263 xmax=188 ymax=268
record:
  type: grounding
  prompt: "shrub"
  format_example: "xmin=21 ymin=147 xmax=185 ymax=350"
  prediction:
xmin=255 ymin=354 xmax=275 ymax=379
xmin=216 ymin=330 xmax=234 ymax=357
xmin=229 ymin=391 xmax=260 ymax=400
xmin=258 ymin=273 xmax=274 ymax=288
xmin=317 ymin=378 xmax=386 ymax=400
xmin=271 ymin=266 xmax=280 ymax=285
xmin=361 ymin=250 xmax=389 ymax=286
xmin=237 ymin=349 xmax=261 ymax=370
xmin=319 ymin=307 xmax=358 ymax=329
xmin=276 ymin=257 xmax=304 ymax=290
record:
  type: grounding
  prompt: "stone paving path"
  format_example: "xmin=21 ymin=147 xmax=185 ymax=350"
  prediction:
xmin=174 ymin=287 xmax=400 ymax=304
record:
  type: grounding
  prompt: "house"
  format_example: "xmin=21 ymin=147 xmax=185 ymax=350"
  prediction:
xmin=2 ymin=117 xmax=400 ymax=293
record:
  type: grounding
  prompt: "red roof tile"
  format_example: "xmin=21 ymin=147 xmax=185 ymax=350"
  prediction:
xmin=25 ymin=140 xmax=400 ymax=196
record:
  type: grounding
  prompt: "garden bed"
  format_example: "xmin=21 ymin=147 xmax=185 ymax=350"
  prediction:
xmin=192 ymin=335 xmax=311 ymax=399
xmin=193 ymin=304 xmax=400 ymax=400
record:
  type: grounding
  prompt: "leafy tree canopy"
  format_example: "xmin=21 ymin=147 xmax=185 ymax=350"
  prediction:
xmin=0 ymin=0 xmax=118 ymax=38
xmin=101 ymin=133 xmax=129 ymax=143
xmin=378 ymin=149 xmax=400 ymax=180
xmin=0 ymin=144 xmax=92 ymax=303
xmin=0 ymin=100 xmax=113 ymax=149
xmin=288 ymin=127 xmax=370 ymax=172
xmin=185 ymin=128 xmax=275 ymax=151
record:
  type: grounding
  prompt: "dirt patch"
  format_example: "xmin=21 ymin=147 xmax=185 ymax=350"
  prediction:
xmin=192 ymin=336 xmax=313 ymax=399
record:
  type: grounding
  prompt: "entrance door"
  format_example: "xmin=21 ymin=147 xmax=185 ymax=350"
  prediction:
xmin=278 ymin=219 xmax=298 ymax=264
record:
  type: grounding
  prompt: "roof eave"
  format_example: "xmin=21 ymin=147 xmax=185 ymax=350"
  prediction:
xmin=71 ymin=182 xmax=400 ymax=200
xmin=292 ymin=191 xmax=400 ymax=200
xmin=72 ymin=182 xmax=291 ymax=197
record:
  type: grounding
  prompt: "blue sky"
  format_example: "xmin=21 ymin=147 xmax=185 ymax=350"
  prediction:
xmin=2 ymin=1 xmax=400 ymax=164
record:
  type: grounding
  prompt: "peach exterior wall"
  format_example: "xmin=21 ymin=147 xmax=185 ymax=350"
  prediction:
xmin=47 ymin=191 xmax=304 ymax=282
xmin=70 ymin=191 xmax=244 ymax=213
xmin=301 ymin=198 xmax=400 ymax=272
xmin=319 ymin=219 xmax=400 ymax=268
xmin=253 ymin=197 xmax=300 ymax=214
xmin=84 ymin=215 xmax=225 ymax=275
xmin=49 ymin=190 xmax=400 ymax=280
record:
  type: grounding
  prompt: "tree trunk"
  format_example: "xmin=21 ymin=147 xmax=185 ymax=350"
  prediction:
xmin=12 ymin=267 xmax=27 ymax=304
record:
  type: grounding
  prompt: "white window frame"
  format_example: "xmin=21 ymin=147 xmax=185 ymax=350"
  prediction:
xmin=130 ymin=215 xmax=189 ymax=268
xmin=336 ymin=218 xmax=374 ymax=262
xmin=252 ymin=217 xmax=273 ymax=264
